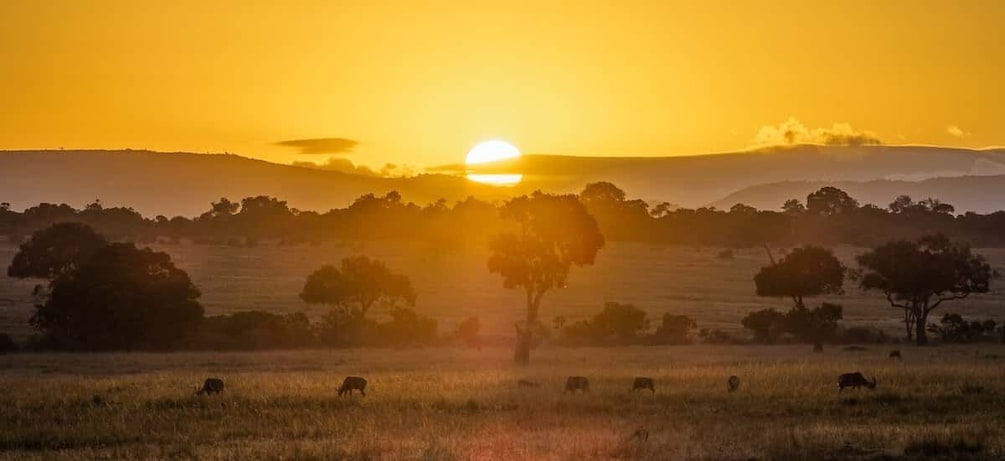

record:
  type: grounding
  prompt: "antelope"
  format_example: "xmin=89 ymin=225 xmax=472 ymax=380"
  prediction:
xmin=631 ymin=377 xmax=655 ymax=394
xmin=564 ymin=376 xmax=590 ymax=393
xmin=195 ymin=378 xmax=224 ymax=395
xmin=338 ymin=376 xmax=368 ymax=397
xmin=727 ymin=375 xmax=740 ymax=392
xmin=838 ymin=372 xmax=877 ymax=391
xmin=889 ymin=350 xmax=902 ymax=360
xmin=517 ymin=379 xmax=541 ymax=388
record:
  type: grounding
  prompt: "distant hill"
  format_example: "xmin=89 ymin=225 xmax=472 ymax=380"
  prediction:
xmin=3 ymin=145 xmax=1005 ymax=216
xmin=709 ymin=175 xmax=1005 ymax=213
xmin=458 ymin=145 xmax=1005 ymax=209
xmin=0 ymin=150 xmax=512 ymax=217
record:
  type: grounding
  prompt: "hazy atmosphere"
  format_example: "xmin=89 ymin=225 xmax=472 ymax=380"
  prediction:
xmin=2 ymin=1 xmax=1004 ymax=460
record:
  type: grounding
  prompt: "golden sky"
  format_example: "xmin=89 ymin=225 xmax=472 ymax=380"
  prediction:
xmin=2 ymin=0 xmax=1003 ymax=170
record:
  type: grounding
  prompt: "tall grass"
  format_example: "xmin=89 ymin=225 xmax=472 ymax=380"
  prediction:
xmin=1 ymin=345 xmax=1002 ymax=460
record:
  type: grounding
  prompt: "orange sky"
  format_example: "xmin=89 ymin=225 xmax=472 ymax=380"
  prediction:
xmin=2 ymin=0 xmax=1003 ymax=170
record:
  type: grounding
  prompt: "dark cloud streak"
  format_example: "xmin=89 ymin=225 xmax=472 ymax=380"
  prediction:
xmin=276 ymin=138 xmax=358 ymax=155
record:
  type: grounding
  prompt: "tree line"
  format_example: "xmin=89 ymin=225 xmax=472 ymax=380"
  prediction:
xmin=2 ymin=189 xmax=1003 ymax=362
xmin=4 ymin=183 xmax=1005 ymax=248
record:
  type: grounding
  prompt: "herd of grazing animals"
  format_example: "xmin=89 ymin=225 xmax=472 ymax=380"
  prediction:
xmin=191 ymin=349 xmax=901 ymax=399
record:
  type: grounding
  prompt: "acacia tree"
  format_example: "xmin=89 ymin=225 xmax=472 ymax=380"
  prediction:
xmin=488 ymin=192 xmax=604 ymax=364
xmin=300 ymin=256 xmax=416 ymax=321
xmin=754 ymin=246 xmax=846 ymax=309
xmin=857 ymin=233 xmax=997 ymax=345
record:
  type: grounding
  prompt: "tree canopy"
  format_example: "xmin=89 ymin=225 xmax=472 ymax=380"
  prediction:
xmin=857 ymin=233 xmax=997 ymax=345
xmin=32 ymin=242 xmax=203 ymax=350
xmin=754 ymin=246 xmax=846 ymax=309
xmin=806 ymin=186 xmax=859 ymax=216
xmin=7 ymin=222 xmax=107 ymax=280
xmin=300 ymin=256 xmax=416 ymax=319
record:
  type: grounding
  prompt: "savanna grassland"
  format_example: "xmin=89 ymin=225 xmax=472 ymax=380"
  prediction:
xmin=2 ymin=242 xmax=1004 ymax=459
xmin=2 ymin=241 xmax=1005 ymax=340
xmin=1 ymin=345 xmax=1003 ymax=460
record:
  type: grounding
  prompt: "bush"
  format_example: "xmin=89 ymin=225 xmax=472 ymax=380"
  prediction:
xmin=929 ymin=313 xmax=1001 ymax=343
xmin=651 ymin=313 xmax=697 ymax=344
xmin=559 ymin=302 xmax=648 ymax=345
xmin=741 ymin=308 xmax=786 ymax=344
xmin=194 ymin=311 xmax=316 ymax=350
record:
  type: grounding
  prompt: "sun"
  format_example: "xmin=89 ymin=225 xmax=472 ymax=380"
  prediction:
xmin=465 ymin=140 xmax=523 ymax=185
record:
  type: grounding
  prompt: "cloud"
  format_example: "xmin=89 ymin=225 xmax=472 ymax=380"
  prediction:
xmin=276 ymin=137 xmax=358 ymax=155
xmin=292 ymin=157 xmax=417 ymax=178
xmin=946 ymin=125 xmax=970 ymax=138
xmin=752 ymin=118 xmax=881 ymax=147
xmin=292 ymin=157 xmax=377 ymax=176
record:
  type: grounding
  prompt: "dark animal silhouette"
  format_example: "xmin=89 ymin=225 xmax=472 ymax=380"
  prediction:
xmin=631 ymin=377 xmax=655 ymax=394
xmin=838 ymin=372 xmax=877 ymax=391
xmin=629 ymin=427 xmax=649 ymax=442
xmin=564 ymin=376 xmax=590 ymax=393
xmin=517 ymin=379 xmax=541 ymax=388
xmin=195 ymin=378 xmax=224 ymax=395
xmin=813 ymin=343 xmax=824 ymax=353
xmin=338 ymin=376 xmax=368 ymax=397
xmin=727 ymin=375 xmax=740 ymax=392
xmin=889 ymin=350 xmax=902 ymax=360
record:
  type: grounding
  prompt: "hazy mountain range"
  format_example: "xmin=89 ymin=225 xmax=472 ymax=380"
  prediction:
xmin=2 ymin=145 xmax=1005 ymax=216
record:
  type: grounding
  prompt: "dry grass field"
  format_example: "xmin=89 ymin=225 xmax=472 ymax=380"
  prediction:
xmin=1 ymin=241 xmax=1003 ymax=459
xmin=1 ymin=345 xmax=1003 ymax=460
xmin=2 ymin=241 xmax=1004 ymax=340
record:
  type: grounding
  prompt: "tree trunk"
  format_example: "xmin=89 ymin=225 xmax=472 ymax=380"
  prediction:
xmin=915 ymin=311 xmax=929 ymax=346
xmin=514 ymin=291 xmax=540 ymax=365
xmin=513 ymin=327 xmax=531 ymax=365
xmin=903 ymin=309 xmax=915 ymax=341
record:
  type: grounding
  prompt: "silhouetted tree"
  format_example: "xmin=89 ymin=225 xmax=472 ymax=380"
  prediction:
xmin=590 ymin=302 xmax=648 ymax=341
xmin=742 ymin=308 xmax=786 ymax=344
xmin=300 ymin=256 xmax=416 ymax=320
xmin=784 ymin=302 xmax=843 ymax=343
xmin=806 ymin=186 xmax=858 ymax=216
xmin=754 ymin=246 xmax=845 ymax=309
xmin=7 ymin=222 xmax=107 ymax=280
xmin=653 ymin=313 xmax=697 ymax=344
xmin=579 ymin=182 xmax=650 ymax=240
xmin=488 ymin=192 xmax=604 ymax=364
xmin=857 ymin=233 xmax=997 ymax=345
xmin=926 ymin=313 xmax=998 ymax=343
xmin=32 ymin=243 xmax=203 ymax=350
xmin=888 ymin=195 xmax=915 ymax=214
xmin=782 ymin=199 xmax=805 ymax=214
xmin=375 ymin=307 xmax=438 ymax=346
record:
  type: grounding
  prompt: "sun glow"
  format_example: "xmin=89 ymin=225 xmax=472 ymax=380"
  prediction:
xmin=465 ymin=140 xmax=523 ymax=185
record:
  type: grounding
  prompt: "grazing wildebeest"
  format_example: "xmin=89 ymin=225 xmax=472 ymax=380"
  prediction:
xmin=727 ymin=375 xmax=740 ymax=392
xmin=517 ymin=379 xmax=540 ymax=388
xmin=838 ymin=372 xmax=877 ymax=391
xmin=889 ymin=350 xmax=902 ymax=360
xmin=631 ymin=377 xmax=655 ymax=394
xmin=564 ymin=376 xmax=590 ymax=393
xmin=630 ymin=427 xmax=649 ymax=442
xmin=813 ymin=343 xmax=824 ymax=353
xmin=195 ymin=378 xmax=224 ymax=395
xmin=338 ymin=376 xmax=368 ymax=397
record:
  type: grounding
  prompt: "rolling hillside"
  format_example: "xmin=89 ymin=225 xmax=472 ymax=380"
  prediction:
xmin=3 ymin=145 xmax=1005 ymax=216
